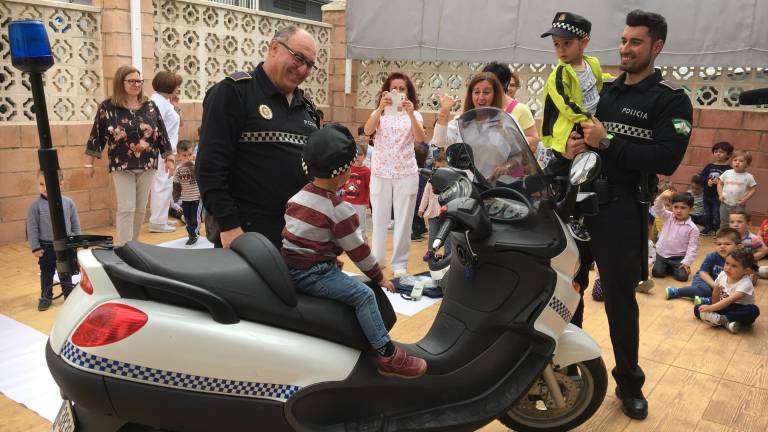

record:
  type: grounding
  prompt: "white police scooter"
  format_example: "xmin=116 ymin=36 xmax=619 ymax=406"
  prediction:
xmin=10 ymin=19 xmax=607 ymax=432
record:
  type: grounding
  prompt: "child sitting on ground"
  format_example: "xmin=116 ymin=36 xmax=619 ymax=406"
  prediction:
xmin=26 ymin=170 xmax=81 ymax=311
xmin=419 ymin=151 xmax=449 ymax=262
xmin=282 ymin=124 xmax=427 ymax=379
xmin=688 ymin=175 xmax=706 ymax=228
xmin=172 ymin=140 xmax=201 ymax=247
xmin=341 ymin=143 xmax=371 ymax=242
xmin=718 ymin=149 xmax=757 ymax=229
xmin=666 ymin=228 xmax=740 ymax=302
xmin=652 ymin=190 xmax=699 ymax=281
xmin=695 ymin=248 xmax=760 ymax=334
xmin=728 ymin=210 xmax=768 ymax=285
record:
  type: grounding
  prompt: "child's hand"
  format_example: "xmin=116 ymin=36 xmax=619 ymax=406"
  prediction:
xmin=660 ymin=189 xmax=674 ymax=199
xmin=719 ymin=195 xmax=725 ymax=203
xmin=739 ymin=197 xmax=749 ymax=206
xmin=679 ymin=263 xmax=690 ymax=274
xmin=698 ymin=304 xmax=712 ymax=312
xmin=32 ymin=249 xmax=43 ymax=258
xmin=418 ymin=210 xmax=424 ymax=218
xmin=380 ymin=279 xmax=396 ymax=293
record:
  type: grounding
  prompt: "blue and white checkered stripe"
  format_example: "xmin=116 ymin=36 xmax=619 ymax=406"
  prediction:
xmin=548 ymin=296 xmax=572 ymax=323
xmin=61 ymin=342 xmax=301 ymax=402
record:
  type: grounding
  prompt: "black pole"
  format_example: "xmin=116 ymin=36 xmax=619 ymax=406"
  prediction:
xmin=29 ymin=72 xmax=76 ymax=276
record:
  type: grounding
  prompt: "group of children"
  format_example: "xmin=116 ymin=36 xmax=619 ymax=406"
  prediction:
xmin=650 ymin=141 xmax=766 ymax=333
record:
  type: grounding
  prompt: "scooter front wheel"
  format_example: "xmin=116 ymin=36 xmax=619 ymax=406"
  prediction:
xmin=498 ymin=358 xmax=607 ymax=432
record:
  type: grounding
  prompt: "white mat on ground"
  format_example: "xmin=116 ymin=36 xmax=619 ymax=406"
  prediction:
xmin=157 ymin=239 xmax=440 ymax=316
xmin=157 ymin=236 xmax=215 ymax=249
xmin=0 ymin=314 xmax=61 ymax=422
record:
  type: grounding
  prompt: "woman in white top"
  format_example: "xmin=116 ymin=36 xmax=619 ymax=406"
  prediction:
xmin=148 ymin=71 xmax=183 ymax=233
xmin=363 ymin=72 xmax=426 ymax=275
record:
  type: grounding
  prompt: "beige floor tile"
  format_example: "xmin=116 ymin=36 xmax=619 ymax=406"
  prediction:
xmin=702 ymin=380 xmax=768 ymax=432
xmin=672 ymin=323 xmax=742 ymax=378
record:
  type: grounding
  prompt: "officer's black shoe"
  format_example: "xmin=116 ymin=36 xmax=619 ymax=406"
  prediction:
xmin=615 ymin=388 xmax=648 ymax=420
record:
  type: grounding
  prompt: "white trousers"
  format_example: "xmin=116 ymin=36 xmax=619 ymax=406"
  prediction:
xmin=112 ymin=169 xmax=155 ymax=246
xmin=370 ymin=175 xmax=418 ymax=273
xmin=149 ymin=155 xmax=173 ymax=226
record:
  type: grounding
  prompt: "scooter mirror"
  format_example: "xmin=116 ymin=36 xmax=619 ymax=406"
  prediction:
xmin=569 ymin=151 xmax=601 ymax=186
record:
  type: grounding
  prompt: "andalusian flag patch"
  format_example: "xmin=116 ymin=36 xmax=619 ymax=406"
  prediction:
xmin=672 ymin=118 xmax=692 ymax=136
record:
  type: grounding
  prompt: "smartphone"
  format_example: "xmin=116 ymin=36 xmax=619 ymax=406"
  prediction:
xmin=385 ymin=90 xmax=404 ymax=116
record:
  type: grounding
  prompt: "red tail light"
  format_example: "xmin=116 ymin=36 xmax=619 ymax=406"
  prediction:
xmin=79 ymin=265 xmax=93 ymax=295
xmin=71 ymin=303 xmax=148 ymax=347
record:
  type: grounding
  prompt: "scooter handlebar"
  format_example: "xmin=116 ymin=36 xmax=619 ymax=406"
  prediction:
xmin=432 ymin=217 xmax=454 ymax=251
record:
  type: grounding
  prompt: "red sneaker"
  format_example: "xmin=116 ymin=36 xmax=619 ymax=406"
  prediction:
xmin=377 ymin=346 xmax=427 ymax=379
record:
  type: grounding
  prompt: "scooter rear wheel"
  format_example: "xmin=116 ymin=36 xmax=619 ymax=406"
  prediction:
xmin=497 ymin=358 xmax=607 ymax=432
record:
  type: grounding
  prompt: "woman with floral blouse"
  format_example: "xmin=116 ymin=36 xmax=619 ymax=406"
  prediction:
xmin=363 ymin=72 xmax=426 ymax=276
xmin=85 ymin=65 xmax=174 ymax=245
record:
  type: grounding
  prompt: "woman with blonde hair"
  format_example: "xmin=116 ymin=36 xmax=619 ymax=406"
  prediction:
xmin=85 ymin=65 xmax=174 ymax=245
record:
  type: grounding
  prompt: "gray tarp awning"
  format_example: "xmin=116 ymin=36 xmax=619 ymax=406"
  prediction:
xmin=346 ymin=0 xmax=768 ymax=66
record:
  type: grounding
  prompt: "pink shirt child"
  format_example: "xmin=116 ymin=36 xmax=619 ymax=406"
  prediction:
xmin=653 ymin=195 xmax=700 ymax=267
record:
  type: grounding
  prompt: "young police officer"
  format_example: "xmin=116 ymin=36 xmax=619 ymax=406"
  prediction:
xmin=197 ymin=26 xmax=321 ymax=249
xmin=569 ymin=10 xmax=693 ymax=420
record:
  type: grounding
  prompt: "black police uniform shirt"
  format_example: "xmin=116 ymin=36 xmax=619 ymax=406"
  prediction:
xmin=596 ymin=68 xmax=693 ymax=186
xmin=197 ymin=62 xmax=319 ymax=233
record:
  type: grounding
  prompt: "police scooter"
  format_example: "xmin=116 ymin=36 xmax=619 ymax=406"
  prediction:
xmin=43 ymin=108 xmax=607 ymax=432
xmin=11 ymin=19 xmax=608 ymax=432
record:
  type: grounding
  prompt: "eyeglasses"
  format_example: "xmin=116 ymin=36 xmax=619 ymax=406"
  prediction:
xmin=124 ymin=79 xmax=144 ymax=86
xmin=275 ymin=40 xmax=317 ymax=71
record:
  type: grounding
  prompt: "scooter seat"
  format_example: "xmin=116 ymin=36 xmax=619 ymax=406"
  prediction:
xmin=112 ymin=234 xmax=395 ymax=350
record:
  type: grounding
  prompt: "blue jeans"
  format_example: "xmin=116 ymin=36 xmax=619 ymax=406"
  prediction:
xmin=288 ymin=262 xmax=390 ymax=349
xmin=694 ymin=303 xmax=760 ymax=325
xmin=703 ymin=195 xmax=720 ymax=232
xmin=676 ymin=275 xmax=712 ymax=299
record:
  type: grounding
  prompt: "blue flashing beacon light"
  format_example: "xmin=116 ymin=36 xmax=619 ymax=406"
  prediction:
xmin=9 ymin=20 xmax=54 ymax=73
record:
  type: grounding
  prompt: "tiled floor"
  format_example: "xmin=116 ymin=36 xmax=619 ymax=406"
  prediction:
xmin=1 ymin=223 xmax=766 ymax=431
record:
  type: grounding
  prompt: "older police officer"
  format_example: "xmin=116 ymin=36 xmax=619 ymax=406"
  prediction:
xmin=197 ymin=26 xmax=321 ymax=249
xmin=568 ymin=10 xmax=693 ymax=420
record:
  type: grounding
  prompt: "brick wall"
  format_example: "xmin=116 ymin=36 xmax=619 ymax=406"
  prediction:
xmin=665 ymin=109 xmax=768 ymax=222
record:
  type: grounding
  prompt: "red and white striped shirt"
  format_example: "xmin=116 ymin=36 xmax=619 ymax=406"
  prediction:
xmin=282 ymin=183 xmax=383 ymax=283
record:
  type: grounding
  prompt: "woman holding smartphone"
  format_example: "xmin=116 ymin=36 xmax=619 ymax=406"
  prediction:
xmin=363 ymin=72 xmax=426 ymax=276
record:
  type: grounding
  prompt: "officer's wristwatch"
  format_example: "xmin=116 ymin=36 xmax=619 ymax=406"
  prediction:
xmin=599 ymin=133 xmax=614 ymax=150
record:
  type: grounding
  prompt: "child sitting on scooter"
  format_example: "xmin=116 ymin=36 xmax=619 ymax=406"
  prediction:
xmin=282 ymin=124 xmax=428 ymax=379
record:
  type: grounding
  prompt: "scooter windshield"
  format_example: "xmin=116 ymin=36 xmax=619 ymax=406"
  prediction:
xmin=457 ymin=107 xmax=544 ymax=189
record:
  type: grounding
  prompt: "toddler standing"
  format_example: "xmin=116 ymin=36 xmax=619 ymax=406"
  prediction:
xmin=27 ymin=170 xmax=81 ymax=311
xmin=341 ymin=143 xmax=372 ymax=241
xmin=172 ymin=140 xmax=201 ymax=247
xmin=699 ymin=141 xmax=733 ymax=234
xmin=418 ymin=152 xmax=449 ymax=261
xmin=718 ymin=149 xmax=757 ymax=229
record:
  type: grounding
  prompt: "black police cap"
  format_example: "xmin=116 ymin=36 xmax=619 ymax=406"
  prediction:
xmin=302 ymin=123 xmax=358 ymax=179
xmin=541 ymin=12 xmax=591 ymax=39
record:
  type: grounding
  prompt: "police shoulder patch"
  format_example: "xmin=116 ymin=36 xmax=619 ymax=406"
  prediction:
xmin=227 ymin=71 xmax=252 ymax=82
xmin=659 ymin=80 xmax=682 ymax=91
xmin=672 ymin=118 xmax=692 ymax=136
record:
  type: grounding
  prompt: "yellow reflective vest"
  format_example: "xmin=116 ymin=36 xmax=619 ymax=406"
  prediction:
xmin=540 ymin=55 xmax=612 ymax=153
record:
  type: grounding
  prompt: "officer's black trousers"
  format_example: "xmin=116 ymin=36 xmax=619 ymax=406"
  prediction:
xmin=578 ymin=191 xmax=646 ymax=397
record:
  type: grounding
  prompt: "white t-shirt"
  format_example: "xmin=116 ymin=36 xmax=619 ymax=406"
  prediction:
xmin=715 ymin=271 xmax=755 ymax=305
xmin=719 ymin=169 xmax=756 ymax=205
xmin=576 ymin=62 xmax=599 ymax=116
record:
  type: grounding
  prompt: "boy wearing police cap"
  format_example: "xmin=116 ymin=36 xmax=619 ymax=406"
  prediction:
xmin=541 ymin=11 xmax=613 ymax=242
xmin=282 ymin=124 xmax=427 ymax=379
